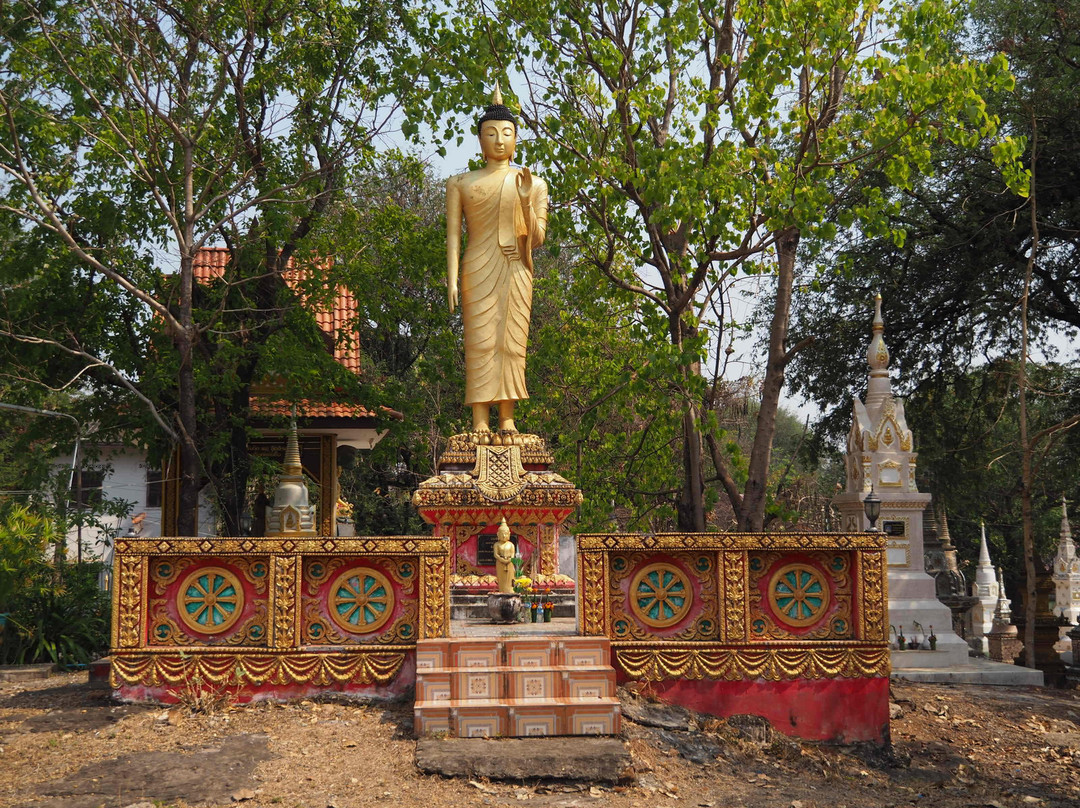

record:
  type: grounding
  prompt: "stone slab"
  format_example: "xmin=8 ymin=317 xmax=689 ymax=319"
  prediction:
xmin=415 ymin=737 xmax=634 ymax=783
xmin=0 ymin=664 xmax=54 ymax=682
xmin=450 ymin=617 xmax=579 ymax=637
xmin=890 ymin=659 xmax=1045 ymax=686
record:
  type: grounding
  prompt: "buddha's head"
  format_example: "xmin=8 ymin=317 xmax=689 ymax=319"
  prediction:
xmin=477 ymin=83 xmax=517 ymax=163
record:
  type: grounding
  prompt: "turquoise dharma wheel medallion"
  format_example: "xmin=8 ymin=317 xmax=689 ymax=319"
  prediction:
xmin=329 ymin=568 xmax=394 ymax=634
xmin=630 ymin=562 xmax=693 ymax=628
xmin=768 ymin=563 xmax=830 ymax=628
xmin=177 ymin=567 xmax=244 ymax=634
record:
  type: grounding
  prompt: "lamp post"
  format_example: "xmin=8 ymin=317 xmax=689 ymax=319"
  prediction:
xmin=863 ymin=488 xmax=881 ymax=532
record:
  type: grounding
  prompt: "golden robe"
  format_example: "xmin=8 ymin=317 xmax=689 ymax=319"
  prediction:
xmin=457 ymin=167 xmax=548 ymax=405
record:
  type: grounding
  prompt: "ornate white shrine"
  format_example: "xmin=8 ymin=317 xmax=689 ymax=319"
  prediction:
xmin=832 ymin=295 xmax=969 ymax=667
xmin=1052 ymin=497 xmax=1079 ymax=625
xmin=969 ymin=522 xmax=1000 ymax=654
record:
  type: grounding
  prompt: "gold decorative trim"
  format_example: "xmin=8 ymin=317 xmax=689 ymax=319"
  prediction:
xmin=473 ymin=445 xmax=527 ymax=502
xmin=420 ymin=555 xmax=449 ymax=639
xmin=580 ymin=551 xmax=606 ymax=635
xmin=614 ymin=644 xmax=889 ymax=681
xmin=859 ymin=550 xmax=888 ymax=642
xmin=539 ymin=524 xmax=558 ymax=577
xmin=117 ymin=556 xmax=144 ymax=648
xmin=439 ymin=431 xmax=554 ymax=465
xmin=577 ymin=533 xmax=885 ymax=552
xmin=273 ymin=556 xmax=298 ymax=647
xmin=113 ymin=536 xmax=447 ymax=556
xmin=110 ymin=651 xmax=407 ymax=688
xmin=721 ymin=552 xmax=747 ymax=642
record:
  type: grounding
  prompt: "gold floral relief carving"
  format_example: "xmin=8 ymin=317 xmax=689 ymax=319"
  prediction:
xmin=609 ymin=553 xmax=717 ymax=641
xmin=580 ymin=552 xmax=606 ymax=636
xmin=722 ymin=552 xmax=747 ymax=642
xmin=117 ymin=556 xmax=144 ymax=648
xmin=420 ymin=555 xmax=448 ymax=639
xmin=614 ymin=644 xmax=889 ymax=681
xmin=859 ymin=550 xmax=888 ymax=642
xmin=273 ymin=555 xmax=298 ymax=648
xmin=148 ymin=601 xmax=269 ymax=648
xmin=539 ymin=524 xmax=558 ymax=576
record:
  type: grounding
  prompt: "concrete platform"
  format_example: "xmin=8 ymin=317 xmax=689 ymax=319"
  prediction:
xmin=450 ymin=617 xmax=579 ymax=637
xmin=0 ymin=663 xmax=54 ymax=683
xmin=890 ymin=657 xmax=1045 ymax=686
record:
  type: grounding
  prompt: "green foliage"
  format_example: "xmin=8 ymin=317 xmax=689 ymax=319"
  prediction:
xmin=787 ymin=0 xmax=1080 ymax=437
xmin=0 ymin=1 xmax=462 ymax=533
xmin=0 ymin=502 xmax=53 ymax=611
xmin=313 ymin=153 xmax=466 ymax=535
xmin=437 ymin=0 xmax=1020 ymax=529
xmin=903 ymin=363 xmax=1079 ymax=574
xmin=0 ymin=501 xmax=109 ymax=668
xmin=0 ymin=560 xmax=110 ymax=668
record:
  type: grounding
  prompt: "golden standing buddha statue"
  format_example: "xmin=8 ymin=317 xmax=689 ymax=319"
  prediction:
xmin=492 ymin=518 xmax=517 ymax=594
xmin=446 ymin=85 xmax=549 ymax=433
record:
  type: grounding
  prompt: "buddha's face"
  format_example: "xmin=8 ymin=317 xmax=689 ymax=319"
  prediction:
xmin=479 ymin=119 xmax=516 ymax=162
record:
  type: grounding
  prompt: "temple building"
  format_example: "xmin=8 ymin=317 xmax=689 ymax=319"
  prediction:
xmin=57 ymin=247 xmax=391 ymax=551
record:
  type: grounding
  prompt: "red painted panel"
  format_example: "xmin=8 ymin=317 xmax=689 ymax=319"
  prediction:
xmin=619 ymin=673 xmax=890 ymax=744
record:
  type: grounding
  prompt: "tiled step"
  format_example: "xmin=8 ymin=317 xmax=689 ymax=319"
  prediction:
xmin=414 ymin=697 xmax=622 ymax=737
xmin=414 ymin=636 xmax=620 ymax=738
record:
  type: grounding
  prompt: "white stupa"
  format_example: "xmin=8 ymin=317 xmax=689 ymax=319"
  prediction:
xmin=969 ymin=522 xmax=1000 ymax=654
xmin=1052 ymin=497 xmax=1079 ymax=624
xmin=266 ymin=416 xmax=317 ymax=537
xmin=832 ymin=294 xmax=969 ymax=667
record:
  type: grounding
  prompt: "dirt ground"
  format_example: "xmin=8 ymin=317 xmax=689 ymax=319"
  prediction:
xmin=1 ymin=672 xmax=1079 ymax=808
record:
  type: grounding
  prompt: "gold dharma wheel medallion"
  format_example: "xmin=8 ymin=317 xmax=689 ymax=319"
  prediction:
xmin=630 ymin=562 xmax=693 ymax=629
xmin=178 ymin=567 xmax=244 ymax=635
xmin=329 ymin=568 xmax=395 ymax=634
xmin=768 ymin=563 xmax=830 ymax=628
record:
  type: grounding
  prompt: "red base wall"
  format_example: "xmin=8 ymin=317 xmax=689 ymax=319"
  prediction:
xmin=623 ymin=673 xmax=890 ymax=744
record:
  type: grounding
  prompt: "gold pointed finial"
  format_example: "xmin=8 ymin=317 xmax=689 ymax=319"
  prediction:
xmin=867 ymin=293 xmax=890 ymax=374
xmin=284 ymin=408 xmax=302 ymax=475
xmin=492 ymin=82 xmax=503 ymax=106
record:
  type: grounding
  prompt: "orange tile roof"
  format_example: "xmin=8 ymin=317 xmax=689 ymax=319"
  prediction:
xmin=193 ymin=248 xmax=361 ymax=375
xmin=249 ymin=398 xmax=375 ymax=419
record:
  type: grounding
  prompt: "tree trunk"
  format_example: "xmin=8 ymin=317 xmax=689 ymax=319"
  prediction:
xmin=176 ymin=251 xmax=200 ymax=537
xmin=678 ymin=405 xmax=706 ymax=531
xmin=738 ymin=226 xmax=800 ymax=531
xmin=672 ymin=311 xmax=706 ymax=532
xmin=1019 ymin=120 xmax=1039 ymax=668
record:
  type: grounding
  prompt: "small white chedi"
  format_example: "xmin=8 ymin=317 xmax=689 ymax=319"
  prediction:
xmin=1052 ymin=497 xmax=1079 ymax=625
xmin=266 ymin=417 xmax=317 ymax=537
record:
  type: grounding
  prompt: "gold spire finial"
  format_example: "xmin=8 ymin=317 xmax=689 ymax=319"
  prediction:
xmin=867 ymin=293 xmax=890 ymax=373
xmin=492 ymin=82 xmax=503 ymax=106
xmin=284 ymin=410 xmax=302 ymax=475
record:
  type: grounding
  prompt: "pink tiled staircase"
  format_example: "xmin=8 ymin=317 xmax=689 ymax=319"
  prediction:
xmin=413 ymin=637 xmax=621 ymax=737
